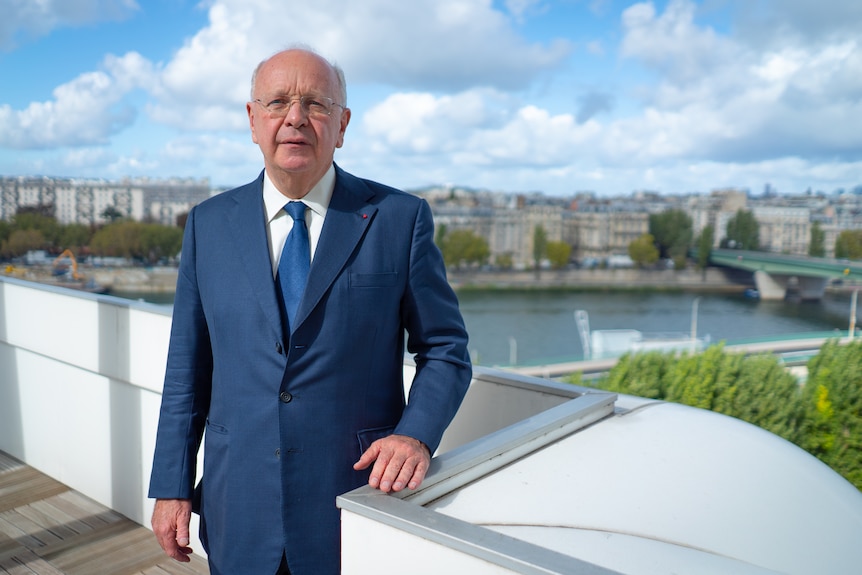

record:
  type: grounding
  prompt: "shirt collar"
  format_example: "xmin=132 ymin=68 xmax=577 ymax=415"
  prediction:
xmin=263 ymin=164 xmax=335 ymax=223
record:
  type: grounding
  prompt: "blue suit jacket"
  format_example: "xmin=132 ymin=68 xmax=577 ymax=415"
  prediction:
xmin=148 ymin=166 xmax=471 ymax=575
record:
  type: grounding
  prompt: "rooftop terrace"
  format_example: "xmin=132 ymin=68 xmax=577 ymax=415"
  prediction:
xmin=0 ymin=450 xmax=208 ymax=575
xmin=2 ymin=275 xmax=862 ymax=574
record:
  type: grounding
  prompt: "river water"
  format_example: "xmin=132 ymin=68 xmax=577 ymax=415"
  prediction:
xmin=120 ymin=289 xmax=858 ymax=368
xmin=454 ymin=290 xmax=857 ymax=366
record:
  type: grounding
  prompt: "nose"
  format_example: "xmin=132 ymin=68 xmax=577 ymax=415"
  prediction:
xmin=282 ymin=98 xmax=308 ymax=127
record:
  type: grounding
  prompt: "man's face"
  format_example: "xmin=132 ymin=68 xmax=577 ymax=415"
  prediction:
xmin=247 ymin=50 xmax=350 ymax=191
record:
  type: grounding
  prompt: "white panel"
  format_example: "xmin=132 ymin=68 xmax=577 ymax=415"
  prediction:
xmin=341 ymin=511 xmax=518 ymax=575
xmin=128 ymin=308 xmax=171 ymax=392
xmin=5 ymin=283 xmax=101 ymax=371
xmin=16 ymin=348 xmax=114 ymax=503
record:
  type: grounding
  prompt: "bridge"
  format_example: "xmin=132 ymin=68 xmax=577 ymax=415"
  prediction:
xmin=709 ymin=248 xmax=862 ymax=300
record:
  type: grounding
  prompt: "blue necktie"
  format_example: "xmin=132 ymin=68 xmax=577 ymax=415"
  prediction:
xmin=277 ymin=201 xmax=310 ymax=330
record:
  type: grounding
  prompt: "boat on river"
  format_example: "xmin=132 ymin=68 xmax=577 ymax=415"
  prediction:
xmin=576 ymin=308 xmax=710 ymax=359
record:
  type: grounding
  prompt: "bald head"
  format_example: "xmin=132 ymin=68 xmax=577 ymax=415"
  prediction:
xmin=251 ymin=48 xmax=347 ymax=107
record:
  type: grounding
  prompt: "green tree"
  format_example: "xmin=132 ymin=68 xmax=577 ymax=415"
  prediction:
xmin=532 ymin=225 xmax=547 ymax=276
xmin=58 ymin=224 xmax=93 ymax=252
xmin=809 ymin=221 xmax=826 ymax=258
xmin=600 ymin=350 xmax=674 ymax=399
xmin=101 ymin=206 xmax=126 ymax=222
xmin=140 ymin=224 xmax=183 ymax=263
xmin=90 ymin=221 xmax=143 ymax=259
xmin=438 ymin=229 xmax=489 ymax=269
xmin=495 ymin=252 xmax=514 ymax=270
xmin=799 ymin=340 xmax=862 ymax=487
xmin=722 ymin=209 xmax=760 ymax=250
xmin=0 ymin=220 xmax=11 ymax=248
xmin=695 ymin=224 xmax=715 ymax=274
xmin=12 ymin=211 xmax=61 ymax=249
xmin=2 ymin=229 xmax=46 ymax=257
xmin=628 ymin=233 xmax=659 ymax=268
xmin=835 ymin=230 xmax=862 ymax=260
xmin=545 ymin=241 xmax=572 ymax=269
xmin=434 ymin=223 xmax=448 ymax=248
xmin=649 ymin=209 xmax=692 ymax=268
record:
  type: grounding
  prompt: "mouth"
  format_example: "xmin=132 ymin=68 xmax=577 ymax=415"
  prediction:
xmin=280 ymin=138 xmax=308 ymax=147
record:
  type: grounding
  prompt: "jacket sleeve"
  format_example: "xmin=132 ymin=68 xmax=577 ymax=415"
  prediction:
xmin=394 ymin=198 xmax=472 ymax=452
xmin=148 ymin=206 xmax=213 ymax=499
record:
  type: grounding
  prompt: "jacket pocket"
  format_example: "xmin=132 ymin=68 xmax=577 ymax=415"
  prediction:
xmin=205 ymin=419 xmax=229 ymax=435
xmin=349 ymin=271 xmax=398 ymax=288
xmin=356 ymin=425 xmax=396 ymax=453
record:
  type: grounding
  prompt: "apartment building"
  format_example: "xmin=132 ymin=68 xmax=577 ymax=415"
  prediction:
xmin=4 ymin=174 xmax=861 ymax=265
xmin=0 ymin=176 xmax=212 ymax=226
xmin=753 ymin=206 xmax=810 ymax=254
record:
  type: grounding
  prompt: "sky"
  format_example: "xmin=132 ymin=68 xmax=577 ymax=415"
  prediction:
xmin=0 ymin=0 xmax=860 ymax=197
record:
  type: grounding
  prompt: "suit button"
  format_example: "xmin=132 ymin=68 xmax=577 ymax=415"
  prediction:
xmin=276 ymin=342 xmax=283 ymax=354
xmin=279 ymin=391 xmax=292 ymax=403
xmin=275 ymin=448 xmax=281 ymax=458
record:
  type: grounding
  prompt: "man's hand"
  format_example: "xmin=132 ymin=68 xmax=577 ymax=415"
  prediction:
xmin=151 ymin=498 xmax=194 ymax=562
xmin=354 ymin=434 xmax=431 ymax=493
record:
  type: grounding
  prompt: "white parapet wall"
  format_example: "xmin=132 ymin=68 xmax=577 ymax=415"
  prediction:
xmin=0 ymin=276 xmax=207 ymax=553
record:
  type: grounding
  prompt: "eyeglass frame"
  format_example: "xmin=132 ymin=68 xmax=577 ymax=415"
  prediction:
xmin=252 ymin=94 xmax=345 ymax=119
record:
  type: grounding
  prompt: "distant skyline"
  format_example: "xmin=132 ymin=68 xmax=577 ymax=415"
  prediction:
xmin=1 ymin=0 xmax=860 ymax=197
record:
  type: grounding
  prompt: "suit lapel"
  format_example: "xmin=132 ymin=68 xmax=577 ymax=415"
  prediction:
xmin=293 ymin=167 xmax=377 ymax=330
xmin=227 ymin=173 xmax=285 ymax=339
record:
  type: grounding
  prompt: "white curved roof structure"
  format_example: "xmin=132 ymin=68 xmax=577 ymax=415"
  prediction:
xmin=339 ymin=369 xmax=862 ymax=575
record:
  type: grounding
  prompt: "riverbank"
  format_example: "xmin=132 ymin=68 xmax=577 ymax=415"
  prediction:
xmin=102 ymin=266 xmax=758 ymax=294
xmin=4 ymin=264 xmax=757 ymax=294
xmin=1 ymin=265 xmax=179 ymax=293
xmin=448 ymin=267 xmax=754 ymax=292
xmin=12 ymin=264 xmax=859 ymax=296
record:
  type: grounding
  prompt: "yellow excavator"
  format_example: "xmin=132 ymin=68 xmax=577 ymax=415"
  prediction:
xmin=52 ymin=249 xmax=83 ymax=281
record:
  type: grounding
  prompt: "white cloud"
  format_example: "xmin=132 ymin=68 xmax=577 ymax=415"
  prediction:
xmin=621 ymin=0 xmax=740 ymax=86
xmin=0 ymin=0 xmax=138 ymax=50
xmin=731 ymin=0 xmax=862 ymax=49
xmin=612 ymin=0 xmax=862 ymax=170
xmin=363 ymin=90 xmax=514 ymax=154
xmin=0 ymin=51 xmax=155 ymax=149
xmin=160 ymin=134 xmax=258 ymax=169
xmin=147 ymin=0 xmax=572 ymax=132
xmin=2 ymin=0 xmax=859 ymax=195
xmin=504 ymin=0 xmax=547 ymax=22
xmin=358 ymin=89 xmax=602 ymax=172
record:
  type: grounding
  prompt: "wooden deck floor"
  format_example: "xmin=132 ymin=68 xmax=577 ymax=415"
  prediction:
xmin=0 ymin=451 xmax=209 ymax=575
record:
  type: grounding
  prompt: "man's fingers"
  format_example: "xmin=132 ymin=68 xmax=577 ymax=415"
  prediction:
xmin=390 ymin=456 xmax=419 ymax=492
xmin=353 ymin=443 xmax=380 ymax=471
xmin=376 ymin=450 xmax=407 ymax=493
xmin=176 ymin=520 xmax=190 ymax=547
xmin=355 ymin=435 xmax=431 ymax=493
xmin=152 ymin=499 xmax=194 ymax=563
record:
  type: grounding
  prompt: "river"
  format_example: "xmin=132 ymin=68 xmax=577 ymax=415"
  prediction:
xmin=116 ymin=288 xmax=858 ymax=368
xmin=455 ymin=290 xmax=856 ymax=366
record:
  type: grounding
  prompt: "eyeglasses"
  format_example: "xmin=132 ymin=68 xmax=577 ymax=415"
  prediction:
xmin=253 ymin=95 xmax=344 ymax=119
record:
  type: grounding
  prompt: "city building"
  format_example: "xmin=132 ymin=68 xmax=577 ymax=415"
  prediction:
xmin=3 ymin=174 xmax=862 ymax=265
xmin=0 ymin=175 xmax=213 ymax=227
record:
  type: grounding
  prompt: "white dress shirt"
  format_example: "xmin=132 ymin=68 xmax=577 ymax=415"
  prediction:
xmin=263 ymin=165 xmax=335 ymax=278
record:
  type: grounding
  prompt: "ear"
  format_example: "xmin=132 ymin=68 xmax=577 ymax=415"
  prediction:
xmin=247 ymin=102 xmax=259 ymax=144
xmin=335 ymin=107 xmax=351 ymax=149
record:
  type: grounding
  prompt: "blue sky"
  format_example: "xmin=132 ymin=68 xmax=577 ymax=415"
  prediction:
xmin=1 ymin=0 xmax=860 ymax=196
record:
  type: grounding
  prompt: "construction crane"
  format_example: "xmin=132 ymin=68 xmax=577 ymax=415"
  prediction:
xmin=52 ymin=249 xmax=82 ymax=281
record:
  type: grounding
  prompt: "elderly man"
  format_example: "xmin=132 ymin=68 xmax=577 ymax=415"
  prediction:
xmin=148 ymin=47 xmax=471 ymax=575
